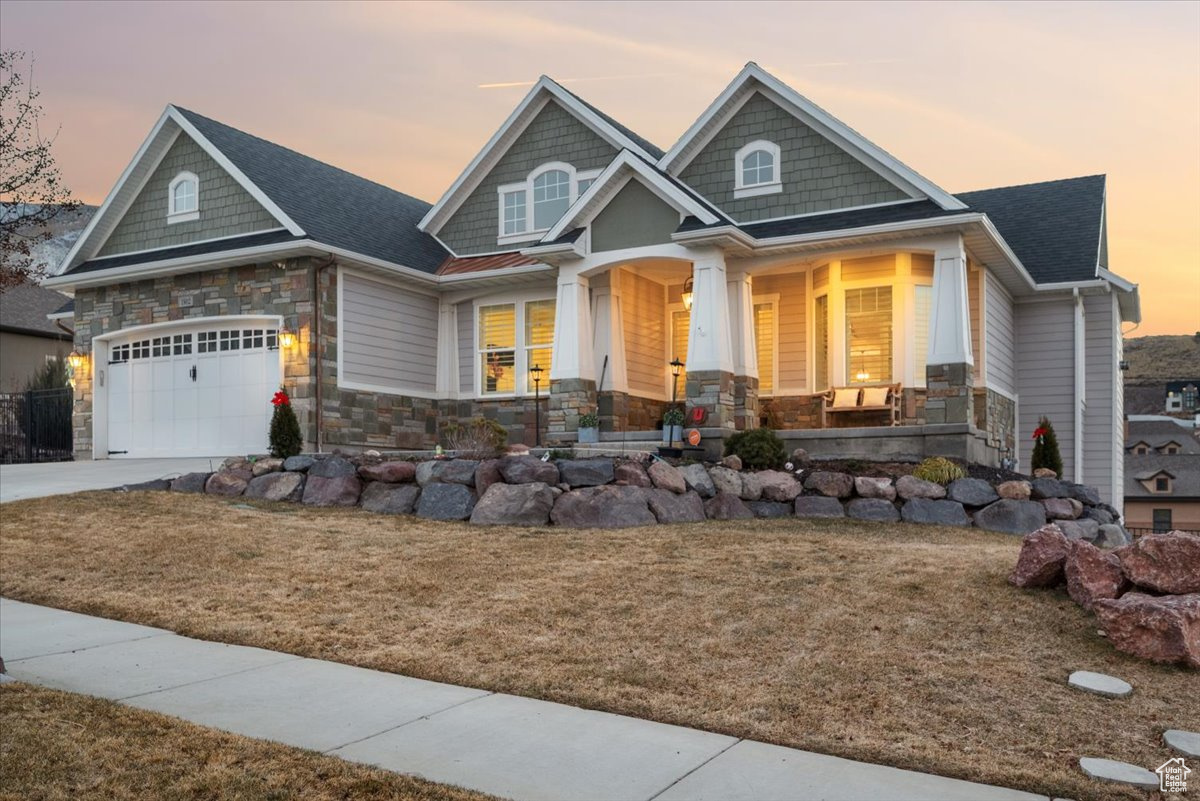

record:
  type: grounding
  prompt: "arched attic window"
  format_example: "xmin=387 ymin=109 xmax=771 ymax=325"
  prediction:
xmin=167 ymin=171 xmax=199 ymax=223
xmin=734 ymin=140 xmax=782 ymax=199
xmin=496 ymin=161 xmax=601 ymax=244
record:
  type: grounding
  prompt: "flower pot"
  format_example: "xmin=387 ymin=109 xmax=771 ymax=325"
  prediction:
xmin=578 ymin=426 xmax=599 ymax=444
xmin=662 ymin=425 xmax=682 ymax=444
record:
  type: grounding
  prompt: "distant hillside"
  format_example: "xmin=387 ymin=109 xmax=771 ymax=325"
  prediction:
xmin=2 ymin=203 xmax=96 ymax=277
xmin=1123 ymin=335 xmax=1200 ymax=383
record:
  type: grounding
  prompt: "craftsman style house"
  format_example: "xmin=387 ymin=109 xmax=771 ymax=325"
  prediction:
xmin=47 ymin=63 xmax=1139 ymax=508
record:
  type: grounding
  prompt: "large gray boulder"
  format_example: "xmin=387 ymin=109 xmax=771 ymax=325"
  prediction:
xmin=895 ymin=475 xmax=946 ymax=500
xmin=757 ymin=470 xmax=803 ymax=502
xmin=738 ymin=472 xmax=763 ymax=501
xmin=946 ymin=478 xmax=999 ymax=507
xmin=282 ymin=455 xmax=315 ymax=472
xmin=245 ymin=472 xmax=304 ymax=502
xmin=470 ymin=482 xmax=555 ymax=526
xmin=646 ymin=488 xmax=706 ymax=523
xmin=310 ymin=456 xmax=358 ymax=479
xmin=551 ymin=485 xmax=655 ymax=528
xmin=171 ymin=472 xmax=211 ymax=493
xmin=437 ymin=459 xmax=479 ymax=486
xmin=498 ymin=456 xmax=559 ymax=485
xmin=1083 ymin=506 xmax=1115 ymax=525
xmin=359 ymin=482 xmax=420 ymax=515
xmin=416 ymin=482 xmax=476 ymax=520
xmin=1030 ymin=477 xmax=1071 ymax=499
xmin=557 ymin=459 xmax=614 ymax=488
xmin=415 ymin=460 xmax=442 ymax=486
xmin=358 ymin=461 xmax=417 ymax=483
xmin=647 ymin=460 xmax=687 ymax=494
xmin=1042 ymin=497 xmax=1083 ymax=520
xmin=205 ymin=470 xmax=250 ymax=497
xmin=846 ymin=498 xmax=900 ymax=522
xmin=302 ymin=474 xmax=362 ymax=507
xmin=803 ymin=471 xmax=853 ymax=498
xmin=614 ymin=460 xmax=653 ymax=488
xmin=1069 ymin=483 xmax=1102 ymax=506
xmin=793 ymin=495 xmax=845 ymax=518
xmin=1057 ymin=518 xmax=1101 ymax=542
xmin=901 ymin=498 xmax=969 ymax=527
xmin=747 ymin=500 xmax=792 ymax=518
xmin=679 ymin=463 xmax=716 ymax=498
xmin=708 ymin=466 xmax=742 ymax=496
xmin=1094 ymin=524 xmax=1131 ymax=549
xmin=973 ymin=499 xmax=1048 ymax=535
xmin=703 ymin=492 xmax=754 ymax=520
xmin=117 ymin=478 xmax=172 ymax=492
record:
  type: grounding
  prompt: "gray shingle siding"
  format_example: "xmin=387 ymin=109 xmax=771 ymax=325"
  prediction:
xmin=439 ymin=100 xmax=618 ymax=256
xmin=98 ymin=134 xmax=279 ymax=257
xmin=678 ymin=92 xmax=908 ymax=222
xmin=592 ymin=179 xmax=680 ymax=252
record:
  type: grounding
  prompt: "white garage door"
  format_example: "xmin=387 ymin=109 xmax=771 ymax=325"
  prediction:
xmin=106 ymin=323 xmax=282 ymax=458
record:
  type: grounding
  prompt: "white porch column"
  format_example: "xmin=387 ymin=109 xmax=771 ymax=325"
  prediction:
xmin=435 ymin=300 xmax=459 ymax=399
xmin=550 ymin=265 xmax=595 ymax=382
xmin=727 ymin=270 xmax=758 ymax=379
xmin=927 ymin=235 xmax=974 ymax=367
xmin=686 ymin=249 xmax=734 ymax=375
xmin=590 ymin=271 xmax=628 ymax=393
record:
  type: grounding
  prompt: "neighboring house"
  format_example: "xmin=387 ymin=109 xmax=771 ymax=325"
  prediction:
xmin=44 ymin=63 xmax=1139 ymax=508
xmin=1124 ymin=417 xmax=1200 ymax=533
xmin=0 ymin=283 xmax=74 ymax=393
xmin=1165 ymin=380 xmax=1200 ymax=414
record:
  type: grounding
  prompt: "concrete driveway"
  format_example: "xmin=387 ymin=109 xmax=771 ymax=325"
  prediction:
xmin=0 ymin=458 xmax=222 ymax=503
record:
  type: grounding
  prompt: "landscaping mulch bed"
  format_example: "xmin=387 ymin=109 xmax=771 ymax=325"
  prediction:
xmin=2 ymin=491 xmax=1194 ymax=801
xmin=0 ymin=682 xmax=492 ymax=801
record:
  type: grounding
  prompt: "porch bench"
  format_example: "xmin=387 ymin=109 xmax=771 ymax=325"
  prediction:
xmin=821 ymin=383 xmax=902 ymax=428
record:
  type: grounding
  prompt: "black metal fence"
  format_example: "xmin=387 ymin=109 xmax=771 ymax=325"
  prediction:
xmin=1127 ymin=527 xmax=1200 ymax=538
xmin=0 ymin=387 xmax=74 ymax=464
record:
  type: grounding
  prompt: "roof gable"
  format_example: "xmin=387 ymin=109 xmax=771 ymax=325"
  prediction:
xmin=0 ymin=283 xmax=73 ymax=338
xmin=660 ymin=63 xmax=966 ymax=213
xmin=418 ymin=77 xmax=663 ymax=238
xmin=956 ymin=175 xmax=1106 ymax=285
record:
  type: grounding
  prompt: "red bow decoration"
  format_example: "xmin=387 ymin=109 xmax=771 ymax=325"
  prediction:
xmin=272 ymin=391 xmax=290 ymax=407
xmin=1032 ymin=426 xmax=1047 ymax=440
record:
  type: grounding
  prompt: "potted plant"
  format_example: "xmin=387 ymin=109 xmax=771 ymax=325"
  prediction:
xmin=578 ymin=411 xmax=600 ymax=444
xmin=662 ymin=407 xmax=685 ymax=445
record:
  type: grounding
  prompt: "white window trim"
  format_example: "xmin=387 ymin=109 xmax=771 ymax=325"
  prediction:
xmin=733 ymin=140 xmax=782 ymax=200
xmin=473 ymin=291 xmax=557 ymax=399
xmin=167 ymin=171 xmax=200 ymax=224
xmin=495 ymin=163 xmax=601 ymax=245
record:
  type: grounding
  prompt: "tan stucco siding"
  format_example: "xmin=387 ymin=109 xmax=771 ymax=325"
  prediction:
xmin=98 ymin=134 xmax=278 ymax=257
xmin=622 ymin=269 xmax=666 ymax=398
xmin=753 ymin=272 xmax=806 ymax=392
xmin=1124 ymin=500 xmax=1200 ymax=531
xmin=592 ymin=180 xmax=680 ymax=252
xmin=438 ymin=100 xmax=617 ymax=256
xmin=678 ymin=91 xmax=909 ymax=222
xmin=969 ymin=266 xmax=982 ymax=375
xmin=0 ymin=331 xmax=69 ymax=393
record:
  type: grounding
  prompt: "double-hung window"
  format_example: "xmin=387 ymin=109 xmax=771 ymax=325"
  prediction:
xmin=845 ymin=286 xmax=893 ymax=385
xmin=478 ymin=299 xmax=556 ymax=396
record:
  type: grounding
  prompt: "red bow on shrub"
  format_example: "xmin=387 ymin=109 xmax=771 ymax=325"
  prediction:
xmin=1032 ymin=426 xmax=1047 ymax=440
xmin=272 ymin=391 xmax=290 ymax=407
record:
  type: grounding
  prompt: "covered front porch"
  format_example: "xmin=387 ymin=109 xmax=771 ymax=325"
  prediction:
xmin=543 ymin=230 xmax=1016 ymax=465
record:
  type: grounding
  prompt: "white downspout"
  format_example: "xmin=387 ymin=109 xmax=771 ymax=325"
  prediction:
xmin=1073 ymin=289 xmax=1085 ymax=483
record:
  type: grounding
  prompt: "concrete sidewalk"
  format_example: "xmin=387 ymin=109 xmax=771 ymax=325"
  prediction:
xmin=0 ymin=598 xmax=1050 ymax=801
xmin=0 ymin=457 xmax=220 ymax=503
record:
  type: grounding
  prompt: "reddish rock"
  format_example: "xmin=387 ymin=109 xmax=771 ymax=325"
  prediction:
xmin=205 ymin=469 xmax=251 ymax=497
xmin=1093 ymin=592 xmax=1200 ymax=668
xmin=758 ymin=470 xmax=804 ymax=502
xmin=302 ymin=475 xmax=362 ymax=507
xmin=357 ymin=461 xmax=417 ymax=483
xmin=1117 ymin=532 xmax=1200 ymax=594
xmin=614 ymin=460 xmax=653 ymax=488
xmin=720 ymin=455 xmax=742 ymax=471
xmin=1033 ymin=467 xmax=1058 ymax=479
xmin=1065 ymin=540 xmax=1128 ymax=610
xmin=1042 ymin=497 xmax=1083 ymax=520
xmin=474 ymin=459 xmax=504 ymax=497
xmin=704 ymin=492 xmax=754 ymax=520
xmin=646 ymin=488 xmax=706 ymax=523
xmin=251 ymin=458 xmax=284 ymax=477
xmin=997 ymin=480 xmax=1032 ymax=501
xmin=895 ymin=475 xmax=946 ymax=500
xmin=647 ymin=460 xmax=686 ymax=494
xmin=498 ymin=456 xmax=559 ymax=485
xmin=1008 ymin=524 xmax=1071 ymax=588
xmin=550 ymin=485 xmax=655 ymax=528
xmin=803 ymin=471 xmax=854 ymax=498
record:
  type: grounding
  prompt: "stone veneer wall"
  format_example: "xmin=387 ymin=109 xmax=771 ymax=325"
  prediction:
xmin=597 ymin=391 xmax=671 ymax=433
xmin=71 ymin=260 xmax=319 ymax=458
xmin=759 ymin=389 xmax=928 ymax=430
xmin=685 ymin=370 xmax=735 ymax=431
xmin=975 ymin=387 xmax=1017 ymax=463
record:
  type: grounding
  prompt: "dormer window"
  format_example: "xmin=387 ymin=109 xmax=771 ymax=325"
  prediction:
xmin=168 ymin=171 xmax=199 ymax=223
xmin=496 ymin=163 xmax=600 ymax=245
xmin=1155 ymin=476 xmax=1170 ymax=492
xmin=734 ymin=140 xmax=782 ymax=199
xmin=1134 ymin=444 xmax=1150 ymax=455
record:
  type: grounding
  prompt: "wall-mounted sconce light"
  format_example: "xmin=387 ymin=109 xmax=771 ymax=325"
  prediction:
xmin=67 ymin=349 xmax=86 ymax=371
xmin=681 ymin=275 xmax=694 ymax=311
xmin=277 ymin=327 xmax=297 ymax=348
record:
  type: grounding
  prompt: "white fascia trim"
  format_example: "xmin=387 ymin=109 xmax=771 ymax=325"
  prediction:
xmin=91 ymin=312 xmax=283 ymax=343
xmin=732 ymin=198 xmax=923 ymax=227
xmin=659 ymin=63 xmax=967 ymax=212
xmin=1097 ymin=267 xmax=1136 ymax=294
xmin=57 ymin=107 xmax=177 ymax=274
xmin=543 ymin=150 xmax=720 ymax=242
xmin=419 ymin=77 xmax=659 ymax=235
xmin=46 ymin=311 xmax=74 ymax=321
xmin=168 ymin=106 xmax=304 ymax=236
xmin=520 ymin=240 xmax=584 ymax=260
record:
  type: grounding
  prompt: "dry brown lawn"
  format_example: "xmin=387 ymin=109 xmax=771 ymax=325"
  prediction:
xmin=0 ymin=682 xmax=493 ymax=801
xmin=2 ymin=491 xmax=1195 ymax=801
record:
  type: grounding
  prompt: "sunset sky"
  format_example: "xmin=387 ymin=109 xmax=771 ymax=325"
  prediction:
xmin=3 ymin=0 xmax=1197 ymax=336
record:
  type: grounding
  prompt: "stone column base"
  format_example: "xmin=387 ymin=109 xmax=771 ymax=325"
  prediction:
xmin=925 ymin=362 xmax=975 ymax=425
xmin=685 ymin=370 xmax=735 ymax=431
xmin=548 ymin=378 xmax=597 ymax=437
xmin=733 ymin=375 xmax=759 ymax=431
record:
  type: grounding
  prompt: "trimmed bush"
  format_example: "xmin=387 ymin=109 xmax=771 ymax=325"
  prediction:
xmin=442 ymin=417 xmax=508 ymax=459
xmin=723 ymin=427 xmax=786 ymax=470
xmin=913 ymin=456 xmax=965 ymax=485
xmin=268 ymin=390 xmax=302 ymax=458
xmin=1031 ymin=416 xmax=1064 ymax=478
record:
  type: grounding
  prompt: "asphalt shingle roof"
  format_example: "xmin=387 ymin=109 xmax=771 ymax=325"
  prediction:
xmin=955 ymin=175 xmax=1105 ymax=284
xmin=1125 ymin=453 xmax=1200 ymax=499
xmin=171 ymin=107 xmax=449 ymax=273
xmin=558 ymin=84 xmax=665 ymax=160
xmin=1126 ymin=420 xmax=1200 ymax=454
xmin=0 ymin=283 xmax=73 ymax=339
xmin=71 ymin=230 xmax=305 ymax=275
xmin=676 ymin=199 xmax=968 ymax=238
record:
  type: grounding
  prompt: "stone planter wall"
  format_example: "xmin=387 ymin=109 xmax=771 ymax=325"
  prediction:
xmin=130 ymin=453 xmax=1124 ymax=544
